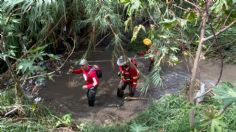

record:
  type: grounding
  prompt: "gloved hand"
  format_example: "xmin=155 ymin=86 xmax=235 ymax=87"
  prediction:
xmin=124 ymin=76 xmax=131 ymax=81
xmin=117 ymin=71 xmax=121 ymax=77
xmin=137 ymin=51 xmax=145 ymax=56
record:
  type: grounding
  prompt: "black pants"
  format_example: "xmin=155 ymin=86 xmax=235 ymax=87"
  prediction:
xmin=149 ymin=61 xmax=154 ymax=72
xmin=87 ymin=87 xmax=97 ymax=106
xmin=117 ymin=81 xmax=135 ymax=98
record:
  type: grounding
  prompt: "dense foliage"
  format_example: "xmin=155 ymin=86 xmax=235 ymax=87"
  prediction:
xmin=1 ymin=0 xmax=236 ymax=86
xmin=1 ymin=0 xmax=236 ymax=131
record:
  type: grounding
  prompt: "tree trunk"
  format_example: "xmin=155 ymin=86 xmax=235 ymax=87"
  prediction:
xmin=92 ymin=26 xmax=96 ymax=51
xmin=188 ymin=0 xmax=214 ymax=128
xmin=189 ymin=12 xmax=207 ymax=103
xmin=188 ymin=2 xmax=208 ymax=129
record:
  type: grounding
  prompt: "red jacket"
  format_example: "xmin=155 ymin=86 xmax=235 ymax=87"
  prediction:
xmin=137 ymin=48 xmax=159 ymax=63
xmin=72 ymin=65 xmax=99 ymax=89
xmin=119 ymin=65 xmax=139 ymax=88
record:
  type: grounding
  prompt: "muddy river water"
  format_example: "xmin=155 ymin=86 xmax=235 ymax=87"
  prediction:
xmin=39 ymin=51 xmax=236 ymax=124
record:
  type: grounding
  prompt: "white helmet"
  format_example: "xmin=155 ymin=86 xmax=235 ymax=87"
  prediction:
xmin=79 ymin=59 xmax=88 ymax=66
xmin=117 ymin=56 xmax=129 ymax=66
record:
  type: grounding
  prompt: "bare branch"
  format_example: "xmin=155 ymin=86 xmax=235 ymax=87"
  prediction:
xmin=219 ymin=102 xmax=233 ymax=116
xmin=173 ymin=4 xmax=188 ymax=11
xmin=95 ymin=33 xmax=110 ymax=47
xmin=4 ymin=107 xmax=18 ymax=117
xmin=205 ymin=0 xmax=224 ymax=86
xmin=204 ymin=19 xmax=236 ymax=42
xmin=223 ymin=9 xmax=234 ymax=26
xmin=124 ymin=97 xmax=147 ymax=101
xmin=184 ymin=0 xmax=201 ymax=11
xmin=194 ymin=87 xmax=213 ymax=100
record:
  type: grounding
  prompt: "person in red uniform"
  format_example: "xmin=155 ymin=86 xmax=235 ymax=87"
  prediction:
xmin=117 ymin=56 xmax=139 ymax=97
xmin=137 ymin=38 xmax=160 ymax=71
xmin=69 ymin=59 xmax=99 ymax=106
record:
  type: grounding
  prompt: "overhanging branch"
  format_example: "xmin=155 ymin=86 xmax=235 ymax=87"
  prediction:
xmin=184 ymin=0 xmax=201 ymax=11
xmin=203 ymin=19 xmax=236 ymax=42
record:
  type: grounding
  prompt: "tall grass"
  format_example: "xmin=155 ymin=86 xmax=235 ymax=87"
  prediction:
xmin=130 ymin=95 xmax=191 ymax=131
xmin=0 ymin=88 xmax=59 ymax=131
xmin=0 ymin=89 xmax=15 ymax=106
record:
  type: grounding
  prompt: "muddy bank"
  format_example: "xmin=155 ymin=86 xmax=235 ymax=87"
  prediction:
xmin=39 ymin=51 xmax=236 ymax=124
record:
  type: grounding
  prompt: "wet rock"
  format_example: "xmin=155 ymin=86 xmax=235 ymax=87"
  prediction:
xmin=195 ymin=82 xmax=206 ymax=104
xmin=104 ymin=119 xmax=112 ymax=125
xmin=34 ymin=97 xmax=42 ymax=104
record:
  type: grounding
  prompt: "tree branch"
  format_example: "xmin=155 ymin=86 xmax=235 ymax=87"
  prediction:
xmin=4 ymin=107 xmax=18 ymax=117
xmin=184 ymin=0 xmax=201 ymax=11
xmin=95 ymin=33 xmax=110 ymax=47
xmin=204 ymin=19 xmax=236 ymax=42
xmin=219 ymin=102 xmax=233 ymax=116
xmin=194 ymin=87 xmax=212 ymax=100
xmin=189 ymin=8 xmax=207 ymax=103
xmin=205 ymin=0 xmax=224 ymax=86
xmin=173 ymin=4 xmax=188 ymax=11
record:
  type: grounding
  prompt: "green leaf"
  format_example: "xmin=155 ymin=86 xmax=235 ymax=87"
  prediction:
xmin=36 ymin=77 xmax=45 ymax=84
xmin=119 ymin=0 xmax=131 ymax=4
xmin=159 ymin=18 xmax=178 ymax=29
xmin=158 ymin=35 xmax=170 ymax=39
xmin=31 ymin=45 xmax=48 ymax=53
xmin=131 ymin=0 xmax=141 ymax=10
xmin=131 ymin=24 xmax=145 ymax=42
xmin=211 ymin=117 xmax=226 ymax=132
xmin=47 ymin=54 xmax=60 ymax=60
xmin=170 ymin=47 xmax=180 ymax=52
xmin=213 ymin=82 xmax=236 ymax=106
xmin=0 ymin=53 xmax=8 ymax=61
xmin=62 ymin=114 xmax=72 ymax=124
xmin=8 ymin=49 xmax=16 ymax=57
xmin=17 ymin=59 xmax=34 ymax=74
xmin=124 ymin=17 xmax=132 ymax=32
xmin=56 ymin=114 xmax=72 ymax=127
xmin=200 ymin=106 xmax=227 ymax=131
xmin=185 ymin=11 xmax=198 ymax=23
xmin=48 ymin=75 xmax=54 ymax=81
xmin=211 ymin=0 xmax=229 ymax=13
xmin=127 ymin=0 xmax=141 ymax=16
xmin=177 ymin=18 xmax=187 ymax=28
xmin=130 ymin=123 xmax=149 ymax=132
xmin=168 ymin=54 xmax=180 ymax=66
xmin=160 ymin=47 xmax=168 ymax=54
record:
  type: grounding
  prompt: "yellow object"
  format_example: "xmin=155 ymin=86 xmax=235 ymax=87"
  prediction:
xmin=182 ymin=51 xmax=190 ymax=56
xmin=143 ymin=38 xmax=152 ymax=46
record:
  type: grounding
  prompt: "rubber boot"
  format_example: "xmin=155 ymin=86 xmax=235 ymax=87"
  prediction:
xmin=117 ymin=88 xmax=124 ymax=98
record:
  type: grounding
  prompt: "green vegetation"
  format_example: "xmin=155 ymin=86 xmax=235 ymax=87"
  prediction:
xmin=0 ymin=89 xmax=58 ymax=131
xmin=1 ymin=82 xmax=236 ymax=131
xmin=1 ymin=0 xmax=236 ymax=131
xmin=132 ymin=95 xmax=191 ymax=131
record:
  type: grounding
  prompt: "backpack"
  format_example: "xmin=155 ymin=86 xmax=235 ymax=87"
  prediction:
xmin=89 ymin=65 xmax=102 ymax=78
xmin=130 ymin=57 xmax=138 ymax=67
xmin=129 ymin=58 xmax=140 ymax=79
